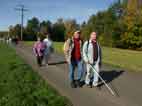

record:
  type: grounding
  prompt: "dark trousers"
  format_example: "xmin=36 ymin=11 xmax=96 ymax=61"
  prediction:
xmin=36 ymin=55 xmax=43 ymax=66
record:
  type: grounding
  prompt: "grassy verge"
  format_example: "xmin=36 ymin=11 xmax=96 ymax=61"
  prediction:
xmin=24 ymin=41 xmax=142 ymax=72
xmin=102 ymin=47 xmax=142 ymax=71
xmin=24 ymin=41 xmax=35 ymax=46
xmin=0 ymin=43 xmax=71 ymax=106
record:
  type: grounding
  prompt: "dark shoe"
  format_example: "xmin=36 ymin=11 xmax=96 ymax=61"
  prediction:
xmin=86 ymin=84 xmax=92 ymax=88
xmin=70 ymin=81 xmax=77 ymax=88
xmin=86 ymin=81 xmax=92 ymax=88
xmin=86 ymin=84 xmax=91 ymax=88
xmin=76 ymin=80 xmax=82 ymax=88
xmin=38 ymin=64 xmax=42 ymax=67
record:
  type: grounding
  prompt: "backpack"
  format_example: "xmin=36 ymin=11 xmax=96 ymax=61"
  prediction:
xmin=86 ymin=40 xmax=90 ymax=54
xmin=68 ymin=38 xmax=73 ymax=47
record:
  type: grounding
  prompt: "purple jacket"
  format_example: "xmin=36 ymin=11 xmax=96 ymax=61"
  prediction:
xmin=33 ymin=41 xmax=46 ymax=56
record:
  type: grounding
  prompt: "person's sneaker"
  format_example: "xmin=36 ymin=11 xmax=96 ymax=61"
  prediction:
xmin=45 ymin=64 xmax=48 ymax=67
xmin=70 ymin=81 xmax=77 ymax=88
xmin=38 ymin=64 xmax=42 ymax=67
xmin=93 ymin=83 xmax=98 ymax=87
xmin=86 ymin=82 xmax=92 ymax=88
xmin=86 ymin=84 xmax=91 ymax=88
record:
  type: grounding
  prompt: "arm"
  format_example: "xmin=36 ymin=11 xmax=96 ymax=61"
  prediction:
xmin=33 ymin=42 xmax=38 ymax=56
xmin=82 ymin=41 xmax=89 ymax=63
xmin=63 ymin=39 xmax=70 ymax=63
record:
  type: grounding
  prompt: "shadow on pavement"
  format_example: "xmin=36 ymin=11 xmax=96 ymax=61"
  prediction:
xmin=79 ymin=70 xmax=124 ymax=89
xmin=48 ymin=61 xmax=67 ymax=65
xmin=98 ymin=70 xmax=124 ymax=87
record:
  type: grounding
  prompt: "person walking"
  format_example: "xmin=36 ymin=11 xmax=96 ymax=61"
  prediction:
xmin=64 ymin=30 xmax=84 ymax=88
xmin=43 ymin=33 xmax=53 ymax=66
xmin=33 ymin=37 xmax=46 ymax=67
xmin=83 ymin=32 xmax=102 ymax=87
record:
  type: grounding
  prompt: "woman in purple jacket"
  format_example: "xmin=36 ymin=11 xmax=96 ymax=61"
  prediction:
xmin=33 ymin=37 xmax=46 ymax=66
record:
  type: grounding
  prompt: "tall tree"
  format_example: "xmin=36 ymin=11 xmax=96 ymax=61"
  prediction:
xmin=26 ymin=17 xmax=40 ymax=32
xmin=64 ymin=19 xmax=79 ymax=38
xmin=51 ymin=18 xmax=66 ymax=41
xmin=25 ymin=17 xmax=40 ymax=40
xmin=121 ymin=0 xmax=142 ymax=49
xmin=40 ymin=20 xmax=52 ymax=35
xmin=9 ymin=24 xmax=21 ymax=38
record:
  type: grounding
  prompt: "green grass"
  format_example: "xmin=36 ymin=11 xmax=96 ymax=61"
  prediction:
xmin=53 ymin=42 xmax=142 ymax=72
xmin=0 ymin=43 xmax=71 ymax=106
xmin=24 ymin=41 xmax=142 ymax=72
xmin=53 ymin=42 xmax=64 ymax=54
xmin=102 ymin=47 xmax=142 ymax=71
xmin=24 ymin=41 xmax=35 ymax=46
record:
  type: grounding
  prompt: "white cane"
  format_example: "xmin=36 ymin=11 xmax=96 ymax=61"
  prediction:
xmin=88 ymin=63 xmax=116 ymax=96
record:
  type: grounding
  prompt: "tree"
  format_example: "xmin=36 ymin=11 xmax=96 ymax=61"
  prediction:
xmin=123 ymin=0 xmax=138 ymax=30
xmin=9 ymin=24 xmax=21 ymax=38
xmin=64 ymin=19 xmax=79 ymax=38
xmin=81 ymin=22 xmax=93 ymax=40
xmin=27 ymin=17 xmax=40 ymax=32
xmin=51 ymin=18 xmax=66 ymax=41
xmin=40 ymin=20 xmax=52 ymax=35
xmin=121 ymin=0 xmax=142 ymax=49
xmin=25 ymin=17 xmax=40 ymax=40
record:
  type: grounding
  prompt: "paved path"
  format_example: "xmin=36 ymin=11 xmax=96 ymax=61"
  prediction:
xmin=15 ymin=44 xmax=142 ymax=106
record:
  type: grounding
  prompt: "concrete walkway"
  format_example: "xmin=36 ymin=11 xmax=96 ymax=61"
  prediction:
xmin=15 ymin=44 xmax=142 ymax=106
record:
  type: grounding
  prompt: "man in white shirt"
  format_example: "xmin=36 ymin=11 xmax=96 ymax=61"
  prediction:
xmin=83 ymin=32 xmax=102 ymax=87
xmin=43 ymin=34 xmax=53 ymax=66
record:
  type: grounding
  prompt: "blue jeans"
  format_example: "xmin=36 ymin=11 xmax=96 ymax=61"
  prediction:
xmin=69 ymin=60 xmax=83 ymax=82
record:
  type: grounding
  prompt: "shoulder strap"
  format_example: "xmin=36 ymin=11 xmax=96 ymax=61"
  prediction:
xmin=87 ymin=40 xmax=89 ymax=54
xmin=70 ymin=38 xmax=73 ymax=45
xmin=97 ymin=42 xmax=100 ymax=58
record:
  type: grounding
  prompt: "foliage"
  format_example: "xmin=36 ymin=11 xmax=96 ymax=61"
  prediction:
xmin=51 ymin=19 xmax=66 ymax=41
xmin=9 ymin=24 xmax=21 ymax=39
xmin=64 ymin=19 xmax=80 ymax=39
xmin=8 ymin=0 xmax=142 ymax=50
xmin=24 ymin=17 xmax=40 ymax=41
xmin=121 ymin=0 xmax=142 ymax=49
xmin=40 ymin=20 xmax=52 ymax=35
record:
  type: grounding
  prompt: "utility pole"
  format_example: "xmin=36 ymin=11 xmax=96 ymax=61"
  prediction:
xmin=15 ymin=5 xmax=28 ymax=40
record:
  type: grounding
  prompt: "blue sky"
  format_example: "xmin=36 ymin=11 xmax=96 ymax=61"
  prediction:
xmin=0 ymin=0 xmax=117 ymax=31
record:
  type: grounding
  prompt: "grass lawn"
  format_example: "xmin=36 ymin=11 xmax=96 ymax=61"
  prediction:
xmin=102 ymin=46 xmax=142 ymax=71
xmin=0 ymin=42 xmax=71 ymax=106
xmin=53 ymin=42 xmax=142 ymax=72
xmin=24 ymin=41 xmax=142 ymax=72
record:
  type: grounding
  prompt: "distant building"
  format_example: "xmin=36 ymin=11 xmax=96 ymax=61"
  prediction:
xmin=0 ymin=31 xmax=8 ymax=38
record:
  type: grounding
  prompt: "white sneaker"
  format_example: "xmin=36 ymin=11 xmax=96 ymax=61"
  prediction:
xmin=45 ymin=64 xmax=48 ymax=67
xmin=93 ymin=83 xmax=98 ymax=87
